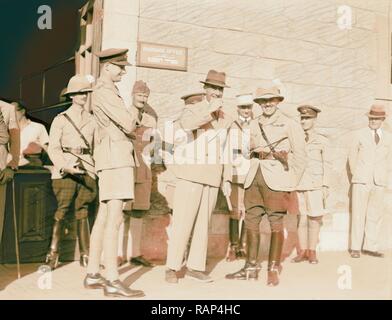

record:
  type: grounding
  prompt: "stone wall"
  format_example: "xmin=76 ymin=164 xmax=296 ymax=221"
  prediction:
xmin=102 ymin=0 xmax=392 ymax=251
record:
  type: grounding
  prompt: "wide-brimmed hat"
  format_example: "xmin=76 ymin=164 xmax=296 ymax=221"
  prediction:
xmin=62 ymin=75 xmax=93 ymax=96
xmin=200 ymin=70 xmax=230 ymax=88
xmin=297 ymin=105 xmax=321 ymax=118
xmin=253 ymin=87 xmax=284 ymax=102
xmin=367 ymin=104 xmax=387 ymax=118
xmin=96 ymin=48 xmax=131 ymax=66
xmin=181 ymin=92 xmax=206 ymax=105
xmin=236 ymin=93 xmax=254 ymax=107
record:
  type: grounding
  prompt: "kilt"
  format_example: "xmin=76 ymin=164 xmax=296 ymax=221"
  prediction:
xmin=52 ymin=175 xmax=97 ymax=220
xmin=98 ymin=167 xmax=134 ymax=202
xmin=297 ymin=189 xmax=325 ymax=217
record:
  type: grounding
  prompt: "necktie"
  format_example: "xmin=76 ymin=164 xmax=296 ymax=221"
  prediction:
xmin=374 ymin=130 xmax=380 ymax=145
xmin=305 ymin=132 xmax=309 ymax=142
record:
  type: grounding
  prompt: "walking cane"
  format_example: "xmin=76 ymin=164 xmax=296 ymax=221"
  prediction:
xmin=12 ymin=179 xmax=21 ymax=279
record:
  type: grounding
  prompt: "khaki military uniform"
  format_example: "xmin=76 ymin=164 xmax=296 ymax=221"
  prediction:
xmin=91 ymin=78 xmax=137 ymax=201
xmin=244 ymin=109 xmax=306 ymax=231
xmin=88 ymin=76 xmax=137 ymax=281
xmin=349 ymin=127 xmax=392 ymax=252
xmin=166 ymin=100 xmax=233 ymax=272
xmin=0 ymin=101 xmax=19 ymax=244
xmin=47 ymin=106 xmax=97 ymax=221
xmin=296 ymin=130 xmax=330 ymax=251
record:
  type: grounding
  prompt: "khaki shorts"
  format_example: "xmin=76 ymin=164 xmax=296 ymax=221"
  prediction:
xmin=98 ymin=167 xmax=134 ymax=202
xmin=297 ymin=189 xmax=325 ymax=217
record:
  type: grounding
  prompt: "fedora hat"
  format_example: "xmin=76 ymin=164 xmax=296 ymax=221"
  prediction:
xmin=297 ymin=105 xmax=321 ymax=118
xmin=200 ymin=69 xmax=230 ymax=88
xmin=367 ymin=104 xmax=387 ymax=118
xmin=62 ymin=75 xmax=93 ymax=96
xmin=253 ymin=87 xmax=284 ymax=102
xmin=236 ymin=93 xmax=254 ymax=106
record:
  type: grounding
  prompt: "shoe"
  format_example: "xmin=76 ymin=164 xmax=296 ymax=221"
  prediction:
xmin=103 ymin=280 xmax=145 ymax=298
xmin=130 ymin=256 xmax=155 ymax=267
xmin=165 ymin=269 xmax=178 ymax=284
xmin=185 ymin=269 xmax=213 ymax=283
xmin=291 ymin=250 xmax=308 ymax=263
xmin=308 ymin=250 xmax=319 ymax=264
xmin=225 ymin=262 xmax=259 ymax=280
xmin=361 ymin=250 xmax=384 ymax=258
xmin=84 ymin=273 xmax=107 ymax=289
xmin=350 ymin=250 xmax=360 ymax=258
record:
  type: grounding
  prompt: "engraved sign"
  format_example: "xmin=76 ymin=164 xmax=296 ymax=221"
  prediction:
xmin=137 ymin=42 xmax=188 ymax=71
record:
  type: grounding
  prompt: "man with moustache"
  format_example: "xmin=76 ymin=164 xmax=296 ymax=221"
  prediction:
xmin=165 ymin=70 xmax=233 ymax=284
xmin=119 ymin=80 xmax=157 ymax=268
xmin=225 ymin=87 xmax=306 ymax=286
xmin=84 ymin=49 xmax=144 ymax=298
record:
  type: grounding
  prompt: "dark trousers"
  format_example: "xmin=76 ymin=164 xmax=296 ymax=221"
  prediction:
xmin=52 ymin=175 xmax=97 ymax=221
xmin=244 ymin=168 xmax=289 ymax=231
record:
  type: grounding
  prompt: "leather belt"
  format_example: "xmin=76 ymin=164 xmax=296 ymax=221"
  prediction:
xmin=250 ymin=151 xmax=274 ymax=160
xmin=62 ymin=147 xmax=90 ymax=155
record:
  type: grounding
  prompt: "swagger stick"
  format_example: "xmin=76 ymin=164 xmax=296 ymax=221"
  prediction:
xmin=12 ymin=179 xmax=21 ymax=279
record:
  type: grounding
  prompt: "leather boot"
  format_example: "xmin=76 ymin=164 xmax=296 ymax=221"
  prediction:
xmin=236 ymin=220 xmax=247 ymax=259
xmin=45 ymin=219 xmax=62 ymax=270
xmin=225 ymin=229 xmax=260 ymax=280
xmin=291 ymin=249 xmax=308 ymax=263
xmin=226 ymin=219 xmax=239 ymax=261
xmin=77 ymin=218 xmax=90 ymax=267
xmin=267 ymin=230 xmax=284 ymax=287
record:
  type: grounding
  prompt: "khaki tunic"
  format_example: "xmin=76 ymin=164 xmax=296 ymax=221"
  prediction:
xmin=296 ymin=131 xmax=330 ymax=217
xmin=47 ymin=106 xmax=96 ymax=180
xmin=244 ymin=109 xmax=307 ymax=191
xmin=91 ymin=78 xmax=137 ymax=201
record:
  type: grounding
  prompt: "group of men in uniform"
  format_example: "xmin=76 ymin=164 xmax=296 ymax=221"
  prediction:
xmin=0 ymin=46 xmax=391 ymax=298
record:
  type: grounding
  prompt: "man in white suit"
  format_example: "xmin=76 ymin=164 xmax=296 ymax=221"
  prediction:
xmin=348 ymin=104 xmax=392 ymax=258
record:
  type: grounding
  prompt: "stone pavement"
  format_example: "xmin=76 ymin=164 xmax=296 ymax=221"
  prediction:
xmin=1 ymin=251 xmax=391 ymax=300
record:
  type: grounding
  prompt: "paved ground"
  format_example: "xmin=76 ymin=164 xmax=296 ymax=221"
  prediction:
xmin=1 ymin=251 xmax=391 ymax=300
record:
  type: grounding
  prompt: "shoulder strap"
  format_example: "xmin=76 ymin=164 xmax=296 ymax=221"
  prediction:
xmin=63 ymin=113 xmax=92 ymax=153
xmin=258 ymin=122 xmax=275 ymax=153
